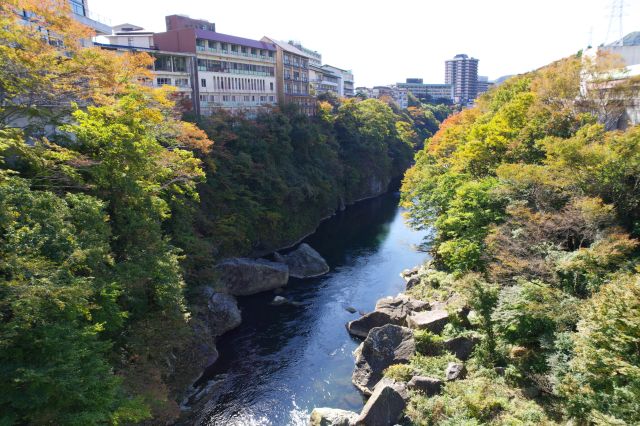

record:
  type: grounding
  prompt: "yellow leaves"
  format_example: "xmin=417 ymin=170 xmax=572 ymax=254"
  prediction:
xmin=174 ymin=121 xmax=213 ymax=154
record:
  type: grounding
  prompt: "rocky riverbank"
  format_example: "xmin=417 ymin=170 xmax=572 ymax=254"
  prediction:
xmin=309 ymin=264 xmax=479 ymax=426
xmin=180 ymin=243 xmax=330 ymax=409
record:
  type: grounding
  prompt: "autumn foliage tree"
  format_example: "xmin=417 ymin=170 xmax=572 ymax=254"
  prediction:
xmin=1 ymin=1 xmax=212 ymax=424
xmin=401 ymin=52 xmax=640 ymax=424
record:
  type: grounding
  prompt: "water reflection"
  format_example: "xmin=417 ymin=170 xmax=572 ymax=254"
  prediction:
xmin=194 ymin=192 xmax=429 ymax=425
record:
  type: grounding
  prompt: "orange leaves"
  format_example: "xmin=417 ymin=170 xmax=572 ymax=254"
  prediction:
xmin=174 ymin=122 xmax=213 ymax=154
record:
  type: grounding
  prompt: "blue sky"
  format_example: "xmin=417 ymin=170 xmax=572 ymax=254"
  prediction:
xmin=91 ymin=0 xmax=639 ymax=87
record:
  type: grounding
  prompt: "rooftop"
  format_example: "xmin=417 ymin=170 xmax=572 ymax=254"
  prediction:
xmin=607 ymin=31 xmax=640 ymax=47
xmin=195 ymin=29 xmax=276 ymax=51
xmin=263 ymin=37 xmax=311 ymax=57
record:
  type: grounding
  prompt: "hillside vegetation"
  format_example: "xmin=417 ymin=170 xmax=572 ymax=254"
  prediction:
xmin=401 ymin=53 xmax=640 ymax=424
xmin=0 ymin=1 xmax=441 ymax=424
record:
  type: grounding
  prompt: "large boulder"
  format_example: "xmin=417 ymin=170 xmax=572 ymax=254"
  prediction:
xmin=205 ymin=291 xmax=242 ymax=336
xmin=406 ymin=309 xmax=450 ymax=334
xmin=346 ymin=295 xmax=430 ymax=338
xmin=346 ymin=311 xmax=404 ymax=338
xmin=355 ymin=378 xmax=408 ymax=426
xmin=407 ymin=376 xmax=443 ymax=396
xmin=309 ymin=407 xmax=358 ymax=426
xmin=375 ymin=294 xmax=430 ymax=318
xmin=215 ymin=258 xmax=289 ymax=296
xmin=283 ymin=243 xmax=330 ymax=278
xmin=443 ymin=336 xmax=479 ymax=361
xmin=352 ymin=324 xmax=416 ymax=395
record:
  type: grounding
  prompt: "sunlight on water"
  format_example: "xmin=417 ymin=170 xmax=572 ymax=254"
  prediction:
xmin=195 ymin=193 xmax=430 ymax=425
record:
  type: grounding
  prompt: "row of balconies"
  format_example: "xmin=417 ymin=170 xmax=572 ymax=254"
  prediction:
xmin=197 ymin=67 xmax=274 ymax=77
xmin=283 ymin=60 xmax=308 ymax=69
xmin=284 ymin=75 xmax=309 ymax=82
xmin=196 ymin=46 xmax=276 ymax=62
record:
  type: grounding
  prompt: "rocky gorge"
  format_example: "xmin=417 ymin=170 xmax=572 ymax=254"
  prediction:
xmin=309 ymin=265 xmax=479 ymax=425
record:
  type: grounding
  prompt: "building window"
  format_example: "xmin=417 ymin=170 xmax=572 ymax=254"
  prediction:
xmin=223 ymin=95 xmax=229 ymax=102
xmin=269 ymin=96 xmax=274 ymax=102
xmin=201 ymin=78 xmax=207 ymax=87
xmin=157 ymin=78 xmax=171 ymax=86
xmin=270 ymin=82 xmax=274 ymax=91
xmin=69 ymin=0 xmax=85 ymax=16
xmin=175 ymin=78 xmax=189 ymax=87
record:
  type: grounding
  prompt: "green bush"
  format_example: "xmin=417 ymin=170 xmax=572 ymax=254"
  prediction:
xmin=406 ymin=376 xmax=553 ymax=425
xmin=384 ymin=364 xmax=415 ymax=382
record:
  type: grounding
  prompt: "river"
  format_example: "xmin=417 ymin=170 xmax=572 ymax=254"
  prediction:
xmin=190 ymin=192 xmax=430 ymax=425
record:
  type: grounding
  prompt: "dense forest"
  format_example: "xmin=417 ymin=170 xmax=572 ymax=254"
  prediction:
xmin=185 ymin=96 xmax=449 ymax=282
xmin=399 ymin=53 xmax=640 ymax=424
xmin=0 ymin=1 xmax=446 ymax=424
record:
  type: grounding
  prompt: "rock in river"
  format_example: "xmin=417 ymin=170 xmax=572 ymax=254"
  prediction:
xmin=352 ymin=324 xmax=415 ymax=395
xmin=283 ymin=243 xmax=330 ymax=279
xmin=215 ymin=258 xmax=289 ymax=296
xmin=309 ymin=407 xmax=358 ymax=426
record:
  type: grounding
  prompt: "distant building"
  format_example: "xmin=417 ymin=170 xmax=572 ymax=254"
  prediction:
xmin=395 ymin=79 xmax=454 ymax=108
xmin=288 ymin=41 xmax=322 ymax=67
xmin=445 ymin=53 xmax=479 ymax=104
xmin=105 ymin=23 xmax=155 ymax=49
xmin=309 ymin=65 xmax=341 ymax=96
xmin=165 ymin=14 xmax=215 ymax=32
xmin=476 ymin=75 xmax=494 ymax=95
xmin=372 ymin=86 xmax=396 ymax=100
xmin=262 ymin=37 xmax=315 ymax=115
xmin=322 ymin=65 xmax=355 ymax=97
xmin=355 ymin=86 xmax=373 ymax=98
xmin=154 ymin=16 xmax=278 ymax=115
xmin=598 ymin=31 xmax=640 ymax=66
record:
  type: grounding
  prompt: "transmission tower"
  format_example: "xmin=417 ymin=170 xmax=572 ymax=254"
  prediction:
xmin=605 ymin=0 xmax=627 ymax=44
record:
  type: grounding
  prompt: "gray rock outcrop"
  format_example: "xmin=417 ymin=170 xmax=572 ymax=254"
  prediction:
xmin=352 ymin=324 xmax=416 ymax=395
xmin=445 ymin=362 xmax=467 ymax=381
xmin=309 ymin=407 xmax=358 ymax=426
xmin=355 ymin=378 xmax=408 ymax=426
xmin=443 ymin=336 xmax=479 ymax=361
xmin=215 ymin=258 xmax=289 ymax=296
xmin=205 ymin=291 xmax=242 ymax=336
xmin=346 ymin=295 xmax=429 ymax=338
xmin=346 ymin=310 xmax=404 ymax=338
xmin=283 ymin=243 xmax=330 ymax=278
xmin=407 ymin=309 xmax=450 ymax=334
xmin=407 ymin=376 xmax=443 ymax=396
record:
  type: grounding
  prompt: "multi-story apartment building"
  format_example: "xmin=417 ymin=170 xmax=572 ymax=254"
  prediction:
xmin=288 ymin=41 xmax=322 ymax=67
xmin=322 ymin=65 xmax=355 ymax=97
xmin=262 ymin=37 xmax=315 ymax=115
xmin=395 ymin=78 xmax=454 ymax=107
xmin=95 ymin=40 xmax=197 ymax=112
xmin=309 ymin=64 xmax=341 ymax=96
xmin=69 ymin=0 xmax=111 ymax=37
xmin=154 ymin=17 xmax=278 ymax=115
xmin=445 ymin=54 xmax=479 ymax=105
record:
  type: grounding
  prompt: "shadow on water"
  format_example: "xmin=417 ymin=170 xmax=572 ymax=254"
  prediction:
xmin=192 ymin=192 xmax=429 ymax=425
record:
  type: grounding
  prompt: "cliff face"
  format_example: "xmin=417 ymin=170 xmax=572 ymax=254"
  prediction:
xmin=182 ymin=101 xmax=414 ymax=283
